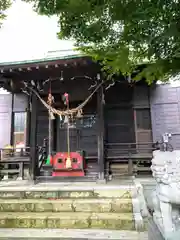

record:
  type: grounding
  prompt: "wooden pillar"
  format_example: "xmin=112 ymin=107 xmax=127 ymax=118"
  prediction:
xmin=10 ymin=93 xmax=14 ymax=146
xmin=97 ymin=74 xmax=106 ymax=182
xmin=29 ymin=93 xmax=38 ymax=181
xmin=25 ymin=95 xmax=31 ymax=147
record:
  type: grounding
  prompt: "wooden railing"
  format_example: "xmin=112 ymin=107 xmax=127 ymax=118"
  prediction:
xmin=105 ymin=142 xmax=156 ymax=177
xmin=0 ymin=146 xmax=31 ymax=160
xmin=105 ymin=142 xmax=156 ymax=156
xmin=0 ymin=147 xmax=31 ymax=180
xmin=0 ymin=142 xmax=157 ymax=181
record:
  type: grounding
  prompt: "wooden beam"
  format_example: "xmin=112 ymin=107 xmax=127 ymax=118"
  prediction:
xmin=97 ymin=74 xmax=105 ymax=182
xmin=29 ymin=93 xmax=38 ymax=181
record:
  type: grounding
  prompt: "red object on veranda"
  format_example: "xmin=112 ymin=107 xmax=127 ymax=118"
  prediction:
xmin=51 ymin=151 xmax=85 ymax=177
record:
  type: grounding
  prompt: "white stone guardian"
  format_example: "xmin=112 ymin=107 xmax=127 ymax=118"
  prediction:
xmin=151 ymin=150 xmax=180 ymax=238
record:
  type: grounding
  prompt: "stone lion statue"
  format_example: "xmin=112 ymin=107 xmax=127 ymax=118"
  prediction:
xmin=151 ymin=150 xmax=180 ymax=235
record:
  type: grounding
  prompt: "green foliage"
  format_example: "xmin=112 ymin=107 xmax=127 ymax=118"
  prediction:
xmin=27 ymin=0 xmax=180 ymax=83
xmin=0 ymin=0 xmax=11 ymax=25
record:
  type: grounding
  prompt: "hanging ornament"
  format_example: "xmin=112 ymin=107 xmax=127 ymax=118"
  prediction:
xmin=47 ymin=93 xmax=54 ymax=105
xmin=49 ymin=111 xmax=55 ymax=120
xmin=59 ymin=114 xmax=63 ymax=122
xmin=76 ymin=109 xmax=83 ymax=118
xmin=46 ymin=154 xmax=53 ymax=165
xmin=45 ymin=81 xmax=54 ymax=166
xmin=66 ymin=156 xmax=72 ymax=169
xmin=64 ymin=115 xmax=69 ymax=123
xmin=62 ymin=93 xmax=69 ymax=106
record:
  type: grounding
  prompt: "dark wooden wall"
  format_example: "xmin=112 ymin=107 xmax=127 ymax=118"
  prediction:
xmin=133 ymin=85 xmax=152 ymax=153
xmin=104 ymin=82 xmax=135 ymax=157
xmin=36 ymin=79 xmax=98 ymax=156
xmin=35 ymin=79 xmax=152 ymax=160
xmin=56 ymin=96 xmax=98 ymax=157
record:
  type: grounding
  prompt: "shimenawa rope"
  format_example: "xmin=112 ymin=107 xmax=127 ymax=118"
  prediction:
xmin=26 ymin=81 xmax=103 ymax=116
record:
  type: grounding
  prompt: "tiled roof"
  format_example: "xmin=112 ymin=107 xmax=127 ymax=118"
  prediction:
xmin=0 ymin=50 xmax=85 ymax=67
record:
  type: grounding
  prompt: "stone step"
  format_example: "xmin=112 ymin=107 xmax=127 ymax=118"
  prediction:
xmin=0 ymin=188 xmax=132 ymax=199
xmin=0 ymin=198 xmax=133 ymax=213
xmin=0 ymin=229 xmax=148 ymax=240
xmin=0 ymin=212 xmax=135 ymax=230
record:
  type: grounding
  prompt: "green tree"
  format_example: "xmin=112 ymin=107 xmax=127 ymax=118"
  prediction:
xmin=28 ymin=0 xmax=180 ymax=82
xmin=0 ymin=0 xmax=11 ymax=25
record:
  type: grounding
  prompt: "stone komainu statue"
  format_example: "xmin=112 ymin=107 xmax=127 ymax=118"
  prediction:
xmin=151 ymin=150 xmax=180 ymax=236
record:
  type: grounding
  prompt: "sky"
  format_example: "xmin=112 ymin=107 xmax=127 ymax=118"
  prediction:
xmin=0 ymin=0 xmax=75 ymax=93
xmin=0 ymin=0 xmax=74 ymax=63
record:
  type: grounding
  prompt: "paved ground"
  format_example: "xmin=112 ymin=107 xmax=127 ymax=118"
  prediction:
xmin=0 ymin=178 xmax=135 ymax=191
xmin=0 ymin=176 xmax=153 ymax=189
xmin=0 ymin=229 xmax=148 ymax=240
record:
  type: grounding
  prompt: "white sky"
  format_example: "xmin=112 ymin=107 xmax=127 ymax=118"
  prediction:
xmin=0 ymin=0 xmax=74 ymax=62
xmin=0 ymin=0 xmax=74 ymax=93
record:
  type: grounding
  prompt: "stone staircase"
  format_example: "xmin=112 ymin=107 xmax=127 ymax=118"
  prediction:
xmin=0 ymin=183 xmax=147 ymax=239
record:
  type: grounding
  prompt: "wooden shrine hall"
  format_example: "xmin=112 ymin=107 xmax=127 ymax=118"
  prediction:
xmin=0 ymin=54 xmax=154 ymax=182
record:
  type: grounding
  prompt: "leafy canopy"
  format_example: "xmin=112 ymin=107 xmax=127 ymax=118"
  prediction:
xmin=0 ymin=0 xmax=11 ymax=25
xmin=27 ymin=0 xmax=180 ymax=82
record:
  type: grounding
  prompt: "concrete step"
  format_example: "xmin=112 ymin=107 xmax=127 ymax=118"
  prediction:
xmin=0 ymin=198 xmax=133 ymax=213
xmin=0 ymin=229 xmax=148 ymax=240
xmin=0 ymin=212 xmax=135 ymax=230
xmin=0 ymin=187 xmax=132 ymax=199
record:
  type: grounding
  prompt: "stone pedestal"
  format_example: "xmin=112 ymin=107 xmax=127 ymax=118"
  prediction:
xmin=148 ymin=217 xmax=164 ymax=240
xmin=149 ymin=217 xmax=180 ymax=240
xmin=150 ymin=150 xmax=180 ymax=239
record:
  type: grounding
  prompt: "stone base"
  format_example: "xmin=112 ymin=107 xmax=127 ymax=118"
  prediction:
xmin=96 ymin=178 xmax=107 ymax=184
xmin=148 ymin=218 xmax=164 ymax=240
xmin=2 ymin=175 xmax=8 ymax=181
xmin=166 ymin=230 xmax=180 ymax=240
xmin=16 ymin=177 xmax=22 ymax=181
xmin=148 ymin=217 xmax=180 ymax=240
